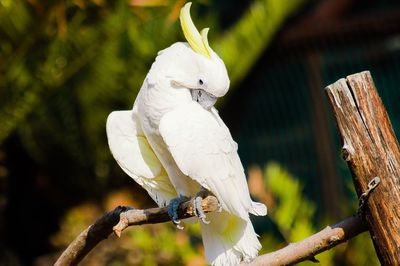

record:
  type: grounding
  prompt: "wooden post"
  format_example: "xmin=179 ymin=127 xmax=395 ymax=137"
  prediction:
xmin=325 ymin=71 xmax=400 ymax=265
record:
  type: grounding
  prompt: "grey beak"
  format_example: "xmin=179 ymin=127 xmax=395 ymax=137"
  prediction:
xmin=191 ymin=89 xmax=217 ymax=110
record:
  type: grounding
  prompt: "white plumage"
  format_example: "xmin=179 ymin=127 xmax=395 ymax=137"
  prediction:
xmin=159 ymin=103 xmax=266 ymax=219
xmin=106 ymin=3 xmax=267 ymax=265
xmin=106 ymin=107 xmax=177 ymax=207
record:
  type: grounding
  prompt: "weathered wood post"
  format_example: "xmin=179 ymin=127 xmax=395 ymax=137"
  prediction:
xmin=325 ymin=71 xmax=400 ymax=265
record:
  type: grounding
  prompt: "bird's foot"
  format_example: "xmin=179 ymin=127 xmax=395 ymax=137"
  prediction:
xmin=168 ymin=195 xmax=189 ymax=229
xmin=217 ymin=203 xmax=223 ymax=212
xmin=193 ymin=189 xmax=211 ymax=224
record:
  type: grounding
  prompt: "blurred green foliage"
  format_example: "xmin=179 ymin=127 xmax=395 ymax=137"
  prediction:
xmin=265 ymin=162 xmax=316 ymax=242
xmin=259 ymin=162 xmax=379 ymax=266
xmin=0 ymin=0 xmax=305 ymax=151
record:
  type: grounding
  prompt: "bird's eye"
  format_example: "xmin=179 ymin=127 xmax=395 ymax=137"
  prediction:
xmin=198 ymin=79 xmax=204 ymax=85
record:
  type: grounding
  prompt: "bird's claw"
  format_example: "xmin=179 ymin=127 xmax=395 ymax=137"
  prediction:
xmin=168 ymin=195 xmax=189 ymax=230
xmin=201 ymin=217 xmax=210 ymax=224
xmin=194 ymin=194 xmax=210 ymax=224
xmin=217 ymin=203 xmax=222 ymax=213
xmin=172 ymin=216 xmax=184 ymax=230
xmin=175 ymin=223 xmax=184 ymax=230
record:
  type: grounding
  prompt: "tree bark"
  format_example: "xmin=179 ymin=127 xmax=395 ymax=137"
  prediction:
xmin=325 ymin=71 xmax=400 ymax=265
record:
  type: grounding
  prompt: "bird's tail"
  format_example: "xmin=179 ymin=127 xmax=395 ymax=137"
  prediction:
xmin=200 ymin=208 xmax=264 ymax=266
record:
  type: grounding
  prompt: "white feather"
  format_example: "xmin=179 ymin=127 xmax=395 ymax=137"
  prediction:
xmin=201 ymin=212 xmax=262 ymax=266
xmin=159 ymin=102 xmax=266 ymax=265
xmin=106 ymin=107 xmax=177 ymax=206
xmin=159 ymin=102 xmax=264 ymax=218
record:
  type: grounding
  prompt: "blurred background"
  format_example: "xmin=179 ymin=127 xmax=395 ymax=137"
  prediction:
xmin=1 ymin=0 xmax=400 ymax=265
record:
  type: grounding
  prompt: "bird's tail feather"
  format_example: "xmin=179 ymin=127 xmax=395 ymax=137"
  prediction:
xmin=250 ymin=201 xmax=267 ymax=216
xmin=200 ymin=211 xmax=261 ymax=266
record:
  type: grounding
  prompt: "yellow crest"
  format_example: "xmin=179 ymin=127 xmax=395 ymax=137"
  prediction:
xmin=180 ymin=2 xmax=212 ymax=59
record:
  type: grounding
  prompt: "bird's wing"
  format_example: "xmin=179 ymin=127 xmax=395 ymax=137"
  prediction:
xmin=159 ymin=102 xmax=266 ymax=219
xmin=106 ymin=108 xmax=177 ymax=206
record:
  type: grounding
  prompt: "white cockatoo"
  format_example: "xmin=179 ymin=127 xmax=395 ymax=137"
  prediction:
xmin=106 ymin=2 xmax=267 ymax=265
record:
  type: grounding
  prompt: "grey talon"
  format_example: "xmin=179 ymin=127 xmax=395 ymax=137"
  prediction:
xmin=173 ymin=217 xmax=184 ymax=230
xmin=193 ymin=196 xmax=201 ymax=215
xmin=168 ymin=195 xmax=189 ymax=229
xmin=201 ymin=217 xmax=210 ymax=224
xmin=194 ymin=195 xmax=210 ymax=224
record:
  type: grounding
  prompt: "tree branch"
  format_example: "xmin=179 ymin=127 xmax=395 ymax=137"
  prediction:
xmin=55 ymin=195 xmax=219 ymax=266
xmin=55 ymin=194 xmax=367 ymax=266
xmin=245 ymin=215 xmax=367 ymax=266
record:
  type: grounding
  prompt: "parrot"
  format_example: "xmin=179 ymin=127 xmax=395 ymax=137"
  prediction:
xmin=106 ymin=2 xmax=267 ymax=265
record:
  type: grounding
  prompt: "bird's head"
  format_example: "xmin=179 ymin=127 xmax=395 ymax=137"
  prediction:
xmin=165 ymin=2 xmax=230 ymax=110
